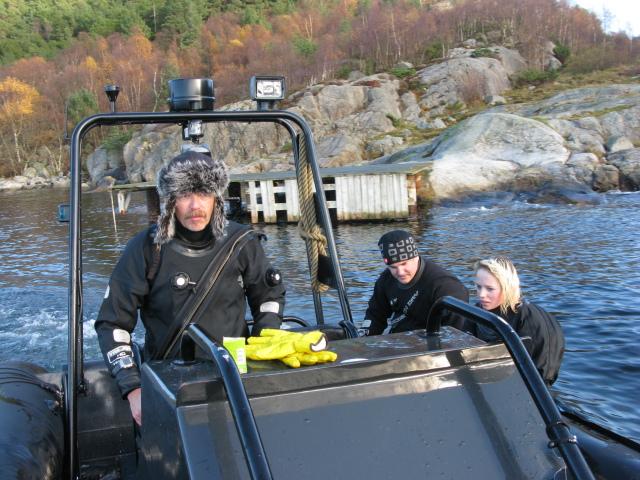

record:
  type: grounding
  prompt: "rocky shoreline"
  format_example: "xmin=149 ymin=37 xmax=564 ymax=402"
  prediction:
xmin=85 ymin=44 xmax=639 ymax=203
xmin=5 ymin=44 xmax=638 ymax=203
xmin=0 ymin=173 xmax=70 ymax=191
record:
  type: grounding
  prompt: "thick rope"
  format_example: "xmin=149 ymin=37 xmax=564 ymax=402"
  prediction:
xmin=296 ymin=135 xmax=330 ymax=292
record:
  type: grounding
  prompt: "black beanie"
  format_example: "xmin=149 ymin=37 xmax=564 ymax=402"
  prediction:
xmin=378 ymin=230 xmax=418 ymax=265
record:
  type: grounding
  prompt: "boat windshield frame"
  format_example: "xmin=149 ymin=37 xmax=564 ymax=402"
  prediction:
xmin=66 ymin=108 xmax=353 ymax=479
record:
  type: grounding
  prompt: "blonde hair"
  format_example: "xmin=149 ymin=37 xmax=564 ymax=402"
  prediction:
xmin=474 ymin=256 xmax=521 ymax=315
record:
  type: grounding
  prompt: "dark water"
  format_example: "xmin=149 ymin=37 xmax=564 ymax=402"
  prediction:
xmin=1 ymin=188 xmax=639 ymax=443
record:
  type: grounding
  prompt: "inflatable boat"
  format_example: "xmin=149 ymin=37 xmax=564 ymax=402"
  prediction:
xmin=1 ymin=77 xmax=639 ymax=480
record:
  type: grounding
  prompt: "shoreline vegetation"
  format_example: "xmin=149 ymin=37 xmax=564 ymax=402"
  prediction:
xmin=1 ymin=0 xmax=639 ymax=201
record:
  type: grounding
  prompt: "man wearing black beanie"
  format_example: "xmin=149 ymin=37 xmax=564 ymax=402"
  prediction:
xmin=362 ymin=230 xmax=468 ymax=336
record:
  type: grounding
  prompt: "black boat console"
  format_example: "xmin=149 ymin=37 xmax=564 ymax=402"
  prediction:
xmin=138 ymin=328 xmax=566 ymax=479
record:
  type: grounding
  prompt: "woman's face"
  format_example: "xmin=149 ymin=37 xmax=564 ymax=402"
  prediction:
xmin=474 ymin=268 xmax=503 ymax=311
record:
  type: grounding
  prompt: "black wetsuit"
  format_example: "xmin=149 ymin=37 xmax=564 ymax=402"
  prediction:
xmin=469 ymin=301 xmax=565 ymax=385
xmin=363 ymin=256 xmax=469 ymax=335
xmin=95 ymin=220 xmax=285 ymax=397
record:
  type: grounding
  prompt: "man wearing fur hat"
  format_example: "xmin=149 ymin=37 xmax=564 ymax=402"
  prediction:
xmin=95 ymin=151 xmax=285 ymax=426
xmin=361 ymin=230 xmax=467 ymax=336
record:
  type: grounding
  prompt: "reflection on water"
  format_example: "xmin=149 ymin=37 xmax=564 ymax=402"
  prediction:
xmin=0 ymin=188 xmax=639 ymax=442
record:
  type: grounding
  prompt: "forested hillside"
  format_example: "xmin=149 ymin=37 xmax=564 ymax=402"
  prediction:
xmin=0 ymin=0 xmax=638 ymax=177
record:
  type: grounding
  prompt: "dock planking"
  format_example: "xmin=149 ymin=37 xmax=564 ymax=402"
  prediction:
xmin=112 ymin=162 xmax=429 ymax=224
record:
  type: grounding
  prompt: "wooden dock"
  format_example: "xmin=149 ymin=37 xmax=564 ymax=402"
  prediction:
xmin=112 ymin=162 xmax=429 ymax=224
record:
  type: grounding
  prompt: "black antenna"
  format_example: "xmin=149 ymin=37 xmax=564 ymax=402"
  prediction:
xmin=104 ymin=85 xmax=120 ymax=113
xmin=63 ymin=100 xmax=70 ymax=142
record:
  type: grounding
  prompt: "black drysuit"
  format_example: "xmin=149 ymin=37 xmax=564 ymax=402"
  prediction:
xmin=363 ymin=256 xmax=469 ymax=335
xmin=95 ymin=221 xmax=285 ymax=397
xmin=469 ymin=301 xmax=565 ymax=385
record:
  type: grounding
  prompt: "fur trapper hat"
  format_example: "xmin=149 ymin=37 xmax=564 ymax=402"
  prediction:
xmin=154 ymin=150 xmax=229 ymax=244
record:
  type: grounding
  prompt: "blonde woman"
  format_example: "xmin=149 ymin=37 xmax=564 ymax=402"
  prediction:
xmin=471 ymin=257 xmax=565 ymax=386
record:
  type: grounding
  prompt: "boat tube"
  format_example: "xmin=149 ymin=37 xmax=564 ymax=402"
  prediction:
xmin=0 ymin=363 xmax=64 ymax=479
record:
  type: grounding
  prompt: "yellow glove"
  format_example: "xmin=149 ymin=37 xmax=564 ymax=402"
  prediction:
xmin=293 ymin=331 xmax=327 ymax=353
xmin=279 ymin=350 xmax=338 ymax=368
xmin=246 ymin=328 xmax=337 ymax=368
xmin=246 ymin=338 xmax=296 ymax=360
xmin=258 ymin=328 xmax=293 ymax=338
xmin=246 ymin=329 xmax=298 ymax=359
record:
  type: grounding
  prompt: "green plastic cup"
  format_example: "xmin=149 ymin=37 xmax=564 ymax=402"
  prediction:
xmin=223 ymin=337 xmax=247 ymax=374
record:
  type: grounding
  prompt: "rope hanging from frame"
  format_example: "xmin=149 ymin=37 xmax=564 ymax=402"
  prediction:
xmin=296 ymin=135 xmax=330 ymax=293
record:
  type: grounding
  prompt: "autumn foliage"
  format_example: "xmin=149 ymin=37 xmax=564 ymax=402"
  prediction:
xmin=0 ymin=0 xmax=638 ymax=177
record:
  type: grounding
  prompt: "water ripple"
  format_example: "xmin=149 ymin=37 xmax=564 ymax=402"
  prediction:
xmin=1 ymin=189 xmax=639 ymax=442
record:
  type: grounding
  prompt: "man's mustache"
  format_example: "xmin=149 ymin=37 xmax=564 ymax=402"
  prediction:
xmin=185 ymin=210 xmax=207 ymax=219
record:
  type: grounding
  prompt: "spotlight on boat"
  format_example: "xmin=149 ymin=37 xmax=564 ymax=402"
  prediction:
xmin=181 ymin=119 xmax=204 ymax=143
xmin=250 ymin=75 xmax=285 ymax=110
xmin=168 ymin=78 xmax=215 ymax=112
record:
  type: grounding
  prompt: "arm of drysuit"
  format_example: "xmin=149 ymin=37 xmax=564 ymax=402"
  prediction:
xmin=240 ymin=235 xmax=285 ymax=336
xmin=363 ymin=276 xmax=392 ymax=336
xmin=94 ymin=232 xmax=150 ymax=399
xmin=432 ymin=276 xmax=470 ymax=331
xmin=516 ymin=302 xmax=565 ymax=385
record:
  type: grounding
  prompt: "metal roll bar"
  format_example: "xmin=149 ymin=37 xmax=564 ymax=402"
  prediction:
xmin=426 ymin=296 xmax=595 ymax=480
xmin=67 ymin=109 xmax=354 ymax=479
xmin=180 ymin=325 xmax=272 ymax=480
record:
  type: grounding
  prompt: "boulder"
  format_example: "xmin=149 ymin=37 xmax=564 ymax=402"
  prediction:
xmin=365 ymin=136 xmax=404 ymax=159
xmin=492 ymin=46 xmax=527 ymax=76
xmin=423 ymin=112 xmax=571 ymax=199
xmin=416 ymin=56 xmax=511 ymax=114
xmin=592 ymin=164 xmax=620 ymax=191
xmin=0 ymin=178 xmax=25 ymax=190
xmin=605 ymin=135 xmax=634 ymax=153
xmin=600 ymin=105 xmax=640 ymax=143
xmin=573 ymin=116 xmax=604 ymax=133
xmin=607 ymin=148 xmax=640 ymax=190
xmin=35 ymin=164 xmax=50 ymax=179
xmin=94 ymin=176 xmax=116 ymax=191
xmin=23 ymin=166 xmax=38 ymax=178
xmin=365 ymin=81 xmax=402 ymax=119
xmin=336 ymin=110 xmax=395 ymax=134
xmin=417 ymin=118 xmax=448 ymax=130
xmin=122 ymin=126 xmax=179 ymax=183
xmin=394 ymin=61 xmax=414 ymax=69
xmin=400 ymin=92 xmax=421 ymax=123
xmin=87 ymin=147 xmax=125 ymax=184
xmin=546 ymin=57 xmax=562 ymax=71
xmin=315 ymin=84 xmax=369 ymax=123
xmin=566 ymin=152 xmax=600 ymax=185
xmin=546 ymin=118 xmax=605 ymax=155
xmin=33 ymin=146 xmax=55 ymax=168
xmin=484 ymin=95 xmax=506 ymax=106
xmin=13 ymin=175 xmax=29 ymax=184
xmin=543 ymin=41 xmax=563 ymax=71
xmin=30 ymin=176 xmax=51 ymax=186
xmin=316 ymin=134 xmax=363 ymax=167
xmin=448 ymin=47 xmax=472 ymax=59
xmin=52 ymin=177 xmax=71 ymax=188
xmin=526 ymin=182 xmax=602 ymax=205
